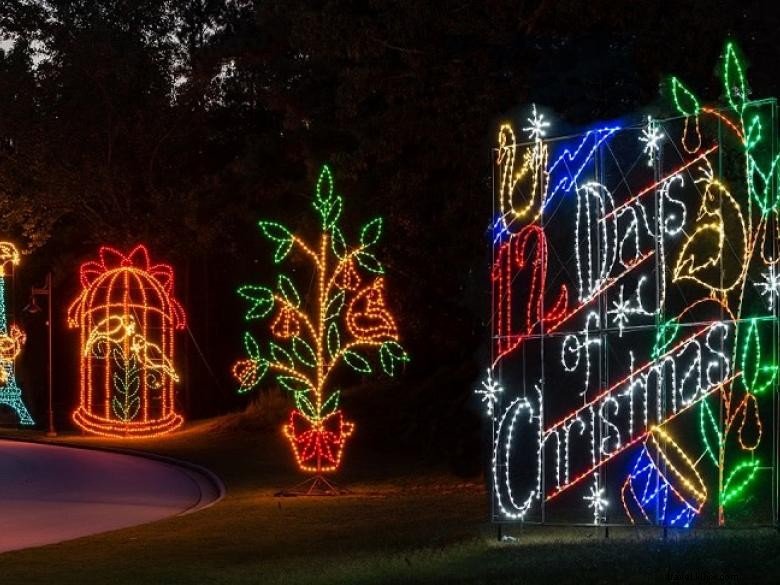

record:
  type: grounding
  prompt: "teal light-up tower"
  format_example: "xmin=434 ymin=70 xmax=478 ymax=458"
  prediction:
xmin=0 ymin=242 xmax=34 ymax=425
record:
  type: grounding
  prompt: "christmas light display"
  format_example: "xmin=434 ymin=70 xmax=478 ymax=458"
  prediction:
xmin=0 ymin=242 xmax=34 ymax=425
xmin=483 ymin=43 xmax=779 ymax=528
xmin=68 ymin=245 xmax=186 ymax=438
xmin=234 ymin=165 xmax=408 ymax=473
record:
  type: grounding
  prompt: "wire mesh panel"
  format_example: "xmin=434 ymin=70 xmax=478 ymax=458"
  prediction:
xmin=481 ymin=86 xmax=779 ymax=528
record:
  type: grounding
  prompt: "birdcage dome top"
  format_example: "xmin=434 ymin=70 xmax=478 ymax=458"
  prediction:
xmin=67 ymin=245 xmax=185 ymax=329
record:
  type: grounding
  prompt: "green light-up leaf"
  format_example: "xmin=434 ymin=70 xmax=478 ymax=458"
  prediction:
xmin=327 ymin=322 xmax=341 ymax=361
xmin=258 ymin=221 xmax=294 ymax=262
xmin=739 ymin=320 xmax=759 ymax=392
xmin=670 ymin=77 xmax=700 ymax=117
xmin=244 ymin=332 xmax=261 ymax=360
xmin=292 ymin=336 xmax=317 ymax=367
xmin=331 ymin=226 xmax=347 ymax=259
xmin=746 ymin=151 xmax=780 ymax=214
xmin=295 ymin=392 xmax=317 ymax=418
xmin=724 ymin=42 xmax=747 ymax=114
xmin=360 ymin=217 xmax=383 ymax=247
xmin=321 ymin=390 xmax=340 ymax=416
xmin=112 ymin=372 xmax=140 ymax=399
xmin=112 ymin=394 xmax=140 ymax=422
xmin=111 ymin=351 xmax=141 ymax=422
xmin=277 ymin=274 xmax=301 ymax=307
xmin=277 ymin=375 xmax=312 ymax=393
xmin=324 ymin=195 xmax=343 ymax=231
xmin=237 ymin=285 xmax=275 ymax=319
xmin=270 ymin=342 xmax=294 ymax=368
xmin=111 ymin=347 xmax=125 ymax=370
xmin=343 ymin=350 xmax=372 ymax=373
xmin=314 ymin=165 xmax=335 ymax=227
xmin=316 ymin=165 xmax=334 ymax=203
xmin=744 ymin=115 xmax=762 ymax=151
xmin=757 ymin=364 xmax=779 ymax=393
xmin=652 ymin=319 xmax=679 ymax=359
xmin=379 ymin=341 xmax=410 ymax=376
xmin=356 ymin=251 xmax=384 ymax=274
xmin=325 ymin=290 xmax=346 ymax=321
xmin=699 ymin=399 xmax=722 ymax=467
xmin=722 ymin=459 xmax=760 ymax=506
xmin=739 ymin=319 xmax=777 ymax=394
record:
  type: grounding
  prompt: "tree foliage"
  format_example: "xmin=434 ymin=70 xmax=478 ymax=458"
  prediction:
xmin=3 ymin=0 xmax=779 ymax=465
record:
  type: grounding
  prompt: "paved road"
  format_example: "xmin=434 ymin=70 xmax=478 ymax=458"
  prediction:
xmin=0 ymin=439 xmax=220 ymax=553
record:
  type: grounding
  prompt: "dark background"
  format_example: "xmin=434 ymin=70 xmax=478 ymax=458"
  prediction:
xmin=1 ymin=0 xmax=778 ymax=475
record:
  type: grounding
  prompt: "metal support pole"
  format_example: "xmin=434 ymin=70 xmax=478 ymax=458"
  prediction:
xmin=46 ymin=273 xmax=55 ymax=437
xmin=27 ymin=272 xmax=56 ymax=436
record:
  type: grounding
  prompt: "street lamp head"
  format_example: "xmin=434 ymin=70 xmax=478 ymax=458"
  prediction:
xmin=23 ymin=296 xmax=42 ymax=314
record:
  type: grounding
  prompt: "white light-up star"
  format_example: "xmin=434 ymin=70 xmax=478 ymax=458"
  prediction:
xmin=756 ymin=267 xmax=780 ymax=310
xmin=607 ymin=279 xmax=653 ymax=337
xmin=639 ymin=115 xmax=663 ymax=166
xmin=475 ymin=368 xmax=503 ymax=417
xmin=583 ymin=484 xmax=608 ymax=524
xmin=608 ymin=285 xmax=631 ymax=336
xmin=523 ymin=104 xmax=550 ymax=142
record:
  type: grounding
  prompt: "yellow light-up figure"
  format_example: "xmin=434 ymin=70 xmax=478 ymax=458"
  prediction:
xmin=673 ymin=172 xmax=749 ymax=300
xmin=0 ymin=242 xmax=35 ymax=425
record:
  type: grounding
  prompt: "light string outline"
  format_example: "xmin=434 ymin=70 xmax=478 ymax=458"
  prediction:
xmin=484 ymin=42 xmax=779 ymax=527
xmin=67 ymin=244 xmax=186 ymax=438
xmin=233 ymin=164 xmax=409 ymax=473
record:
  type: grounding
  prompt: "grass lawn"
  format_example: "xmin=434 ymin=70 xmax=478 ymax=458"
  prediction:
xmin=2 ymin=413 xmax=780 ymax=585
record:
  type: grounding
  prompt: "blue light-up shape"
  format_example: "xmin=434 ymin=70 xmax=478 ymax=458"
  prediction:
xmin=491 ymin=213 xmax=513 ymax=245
xmin=544 ymin=126 xmax=621 ymax=210
xmin=0 ymin=263 xmax=35 ymax=426
xmin=623 ymin=444 xmax=699 ymax=528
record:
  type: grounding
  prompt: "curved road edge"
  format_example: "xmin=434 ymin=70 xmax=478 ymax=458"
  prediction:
xmin=0 ymin=435 xmax=226 ymax=515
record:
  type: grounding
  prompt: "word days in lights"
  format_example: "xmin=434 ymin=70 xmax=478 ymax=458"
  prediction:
xmin=480 ymin=43 xmax=779 ymax=528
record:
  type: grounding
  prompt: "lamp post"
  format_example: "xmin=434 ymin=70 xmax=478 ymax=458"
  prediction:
xmin=25 ymin=272 xmax=55 ymax=436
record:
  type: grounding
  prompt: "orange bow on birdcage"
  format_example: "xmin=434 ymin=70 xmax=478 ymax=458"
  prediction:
xmin=283 ymin=409 xmax=355 ymax=473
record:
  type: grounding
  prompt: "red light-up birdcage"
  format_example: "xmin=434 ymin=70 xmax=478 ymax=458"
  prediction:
xmin=68 ymin=245 xmax=186 ymax=438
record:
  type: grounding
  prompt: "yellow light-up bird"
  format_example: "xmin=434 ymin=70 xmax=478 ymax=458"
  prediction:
xmin=0 ymin=242 xmax=20 ymax=276
xmin=130 ymin=336 xmax=179 ymax=382
xmin=673 ymin=167 xmax=748 ymax=299
xmin=85 ymin=315 xmax=179 ymax=381
xmin=0 ymin=242 xmax=24 ymax=385
xmin=84 ymin=315 xmax=136 ymax=356
xmin=495 ymin=114 xmax=549 ymax=234
xmin=0 ymin=325 xmax=26 ymax=384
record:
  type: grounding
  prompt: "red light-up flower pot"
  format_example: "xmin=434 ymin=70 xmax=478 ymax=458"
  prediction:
xmin=283 ymin=409 xmax=355 ymax=473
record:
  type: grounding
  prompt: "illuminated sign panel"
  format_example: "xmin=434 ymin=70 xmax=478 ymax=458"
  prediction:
xmin=482 ymin=44 xmax=778 ymax=527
